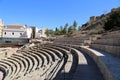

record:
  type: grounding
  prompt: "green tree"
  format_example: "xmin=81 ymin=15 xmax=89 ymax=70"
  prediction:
xmin=45 ymin=29 xmax=49 ymax=36
xmin=67 ymin=26 xmax=74 ymax=36
xmin=104 ymin=7 xmax=120 ymax=30
xmin=63 ymin=23 xmax=69 ymax=34
xmin=78 ymin=26 xmax=82 ymax=30
xmin=62 ymin=28 xmax=66 ymax=34
xmin=60 ymin=26 xmax=63 ymax=32
xmin=60 ymin=23 xmax=69 ymax=34
xmin=55 ymin=27 xmax=59 ymax=31
xmin=73 ymin=20 xmax=77 ymax=30
xmin=58 ymin=26 xmax=63 ymax=35
xmin=45 ymin=29 xmax=54 ymax=37
xmin=54 ymin=27 xmax=60 ymax=35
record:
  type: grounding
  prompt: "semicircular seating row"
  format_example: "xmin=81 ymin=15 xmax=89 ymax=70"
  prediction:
xmin=54 ymin=36 xmax=90 ymax=46
xmin=90 ymin=31 xmax=120 ymax=56
xmin=0 ymin=43 xmax=104 ymax=80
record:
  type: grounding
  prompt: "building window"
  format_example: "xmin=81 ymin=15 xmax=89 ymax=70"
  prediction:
xmin=5 ymin=41 xmax=11 ymax=43
xmin=38 ymin=30 xmax=42 ymax=34
xmin=20 ymin=33 xmax=22 ymax=35
xmin=4 ymin=32 xmax=6 ymax=35
xmin=12 ymin=32 xmax=14 ymax=35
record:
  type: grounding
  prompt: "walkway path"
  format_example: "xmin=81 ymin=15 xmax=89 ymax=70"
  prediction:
xmin=72 ymin=47 xmax=104 ymax=80
xmin=81 ymin=46 xmax=120 ymax=80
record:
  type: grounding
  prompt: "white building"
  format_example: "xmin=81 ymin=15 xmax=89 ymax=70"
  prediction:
xmin=37 ymin=28 xmax=47 ymax=38
xmin=0 ymin=19 xmax=4 ymax=37
xmin=0 ymin=27 xmax=3 ymax=37
xmin=2 ymin=24 xmax=32 ymax=38
xmin=0 ymin=24 xmax=32 ymax=45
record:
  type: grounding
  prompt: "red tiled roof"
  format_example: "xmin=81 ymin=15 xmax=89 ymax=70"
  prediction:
xmin=5 ymin=24 xmax=24 ymax=29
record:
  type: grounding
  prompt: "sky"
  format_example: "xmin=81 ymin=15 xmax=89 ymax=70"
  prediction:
xmin=0 ymin=0 xmax=120 ymax=29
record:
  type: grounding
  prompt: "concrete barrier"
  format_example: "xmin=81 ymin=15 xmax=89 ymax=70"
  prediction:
xmin=91 ymin=44 xmax=120 ymax=56
xmin=80 ymin=46 xmax=115 ymax=80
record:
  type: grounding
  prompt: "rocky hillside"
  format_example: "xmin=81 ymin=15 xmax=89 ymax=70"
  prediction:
xmin=78 ymin=7 xmax=120 ymax=35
